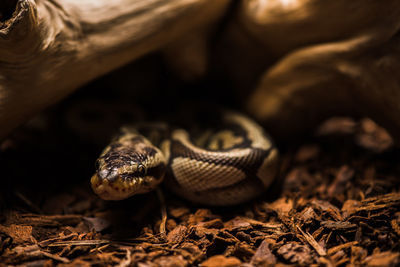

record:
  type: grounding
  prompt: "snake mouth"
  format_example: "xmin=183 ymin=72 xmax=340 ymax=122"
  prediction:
xmin=90 ymin=173 xmax=162 ymax=200
xmin=91 ymin=174 xmax=133 ymax=200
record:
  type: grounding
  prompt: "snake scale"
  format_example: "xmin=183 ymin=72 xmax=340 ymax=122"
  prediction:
xmin=90 ymin=111 xmax=279 ymax=206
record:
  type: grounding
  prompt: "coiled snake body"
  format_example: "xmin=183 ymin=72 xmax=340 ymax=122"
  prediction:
xmin=91 ymin=111 xmax=279 ymax=206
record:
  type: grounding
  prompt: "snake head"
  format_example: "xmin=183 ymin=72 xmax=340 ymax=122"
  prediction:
xmin=91 ymin=133 xmax=166 ymax=200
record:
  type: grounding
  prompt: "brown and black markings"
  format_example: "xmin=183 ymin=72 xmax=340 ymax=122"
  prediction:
xmin=91 ymin=111 xmax=279 ymax=205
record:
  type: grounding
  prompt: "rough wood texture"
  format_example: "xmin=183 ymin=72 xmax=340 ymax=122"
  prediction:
xmin=2 ymin=0 xmax=400 ymax=144
xmin=0 ymin=0 xmax=229 ymax=139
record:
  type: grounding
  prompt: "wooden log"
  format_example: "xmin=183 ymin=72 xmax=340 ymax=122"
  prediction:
xmin=217 ymin=0 xmax=400 ymax=142
xmin=0 ymin=0 xmax=230 ymax=139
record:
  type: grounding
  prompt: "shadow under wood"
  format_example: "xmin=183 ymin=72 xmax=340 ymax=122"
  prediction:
xmin=0 ymin=0 xmax=17 ymax=22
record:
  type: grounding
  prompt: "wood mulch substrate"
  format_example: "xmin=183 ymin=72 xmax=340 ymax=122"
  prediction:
xmin=0 ymin=115 xmax=399 ymax=266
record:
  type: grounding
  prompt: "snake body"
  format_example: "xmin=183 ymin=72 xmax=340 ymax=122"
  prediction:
xmin=91 ymin=111 xmax=278 ymax=206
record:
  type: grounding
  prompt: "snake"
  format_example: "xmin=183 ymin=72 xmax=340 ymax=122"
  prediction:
xmin=90 ymin=111 xmax=279 ymax=206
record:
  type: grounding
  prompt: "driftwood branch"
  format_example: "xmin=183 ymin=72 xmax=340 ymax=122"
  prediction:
xmin=0 ymin=0 xmax=229 ymax=139
xmin=2 ymin=0 xmax=400 ymax=144
xmin=216 ymin=0 xmax=400 ymax=142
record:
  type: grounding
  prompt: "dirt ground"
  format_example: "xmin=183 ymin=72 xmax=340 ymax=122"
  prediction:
xmin=1 ymin=57 xmax=399 ymax=266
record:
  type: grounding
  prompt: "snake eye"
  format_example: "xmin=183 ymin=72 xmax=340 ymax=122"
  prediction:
xmin=137 ymin=164 xmax=146 ymax=177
